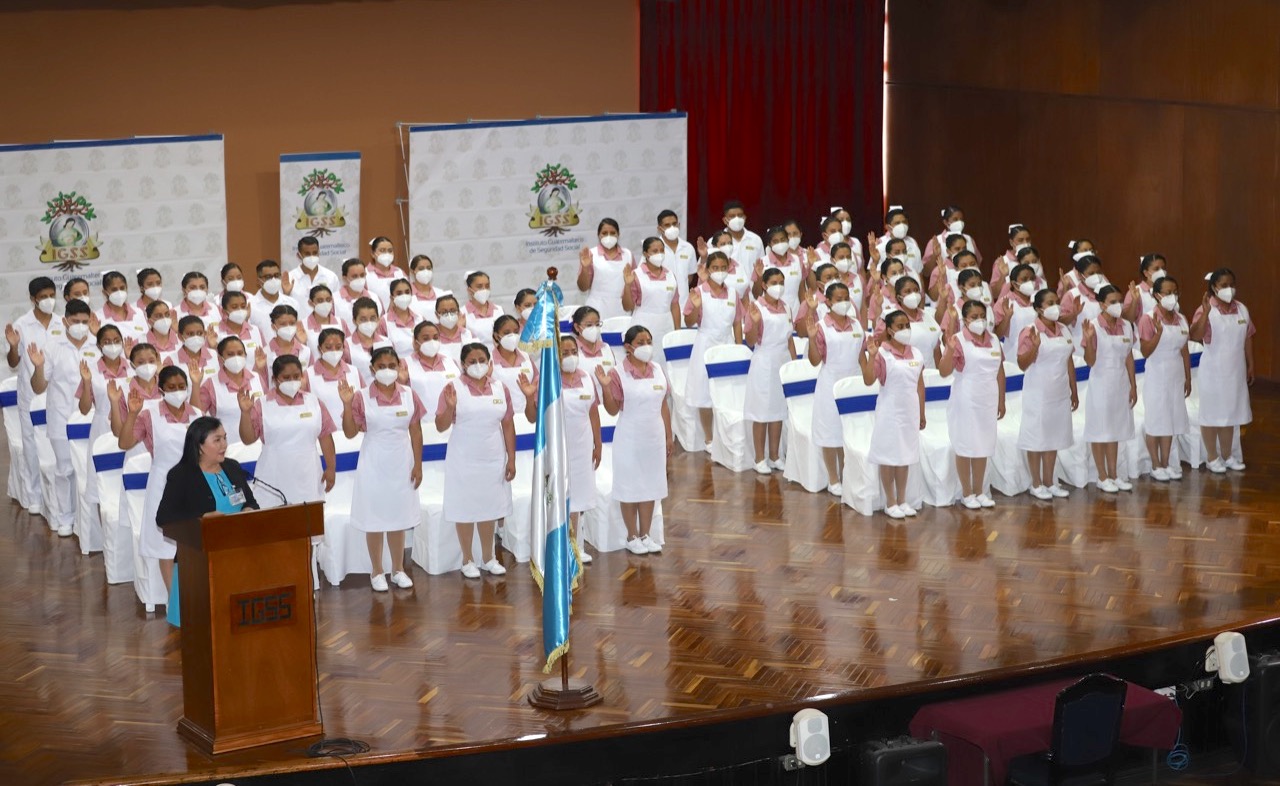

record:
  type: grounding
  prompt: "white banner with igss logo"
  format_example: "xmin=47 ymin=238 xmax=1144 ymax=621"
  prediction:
xmin=279 ymin=151 xmax=361 ymax=274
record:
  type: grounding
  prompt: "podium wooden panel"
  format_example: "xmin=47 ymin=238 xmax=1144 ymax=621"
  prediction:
xmin=168 ymin=502 xmax=325 ymax=755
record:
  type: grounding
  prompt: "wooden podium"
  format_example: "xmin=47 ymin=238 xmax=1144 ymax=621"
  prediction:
xmin=167 ymin=502 xmax=325 ymax=755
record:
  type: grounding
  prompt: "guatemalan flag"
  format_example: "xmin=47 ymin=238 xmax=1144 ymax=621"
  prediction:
xmin=521 ymin=277 xmax=579 ymax=672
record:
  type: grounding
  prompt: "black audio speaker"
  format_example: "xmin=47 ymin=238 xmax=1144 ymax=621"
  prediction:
xmin=1226 ymin=650 xmax=1280 ymax=776
xmin=860 ymin=736 xmax=947 ymax=786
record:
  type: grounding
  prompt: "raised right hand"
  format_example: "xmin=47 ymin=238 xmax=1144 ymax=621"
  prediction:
xmin=237 ymin=387 xmax=254 ymax=413
xmin=593 ymin=364 xmax=610 ymax=386
xmin=127 ymin=389 xmax=144 ymax=415
xmin=26 ymin=342 xmax=44 ymax=368
xmin=5 ymin=323 xmax=18 ymax=347
xmin=579 ymin=247 xmax=593 ymax=268
xmin=337 ymin=377 xmax=355 ymax=405
xmin=1028 ymin=326 xmax=1041 ymax=348
xmin=442 ymin=381 xmax=457 ymax=408
xmin=79 ymin=359 xmax=93 ymax=383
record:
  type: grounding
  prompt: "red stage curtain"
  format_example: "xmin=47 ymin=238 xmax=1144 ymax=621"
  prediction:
xmin=640 ymin=0 xmax=885 ymax=242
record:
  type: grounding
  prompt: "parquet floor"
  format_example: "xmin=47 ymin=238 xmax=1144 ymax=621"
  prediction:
xmin=4 ymin=385 xmax=1280 ymax=785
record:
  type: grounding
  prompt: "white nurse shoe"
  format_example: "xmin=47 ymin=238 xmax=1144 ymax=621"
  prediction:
xmin=1225 ymin=458 xmax=1246 ymax=471
xmin=370 ymin=573 xmax=389 ymax=592
xmin=640 ymin=535 xmax=662 ymax=553
xmin=625 ymin=537 xmax=648 ymax=555
xmin=482 ymin=559 xmax=507 ymax=576
xmin=460 ymin=561 xmax=481 ymax=579
xmin=390 ymin=571 xmax=414 ymax=589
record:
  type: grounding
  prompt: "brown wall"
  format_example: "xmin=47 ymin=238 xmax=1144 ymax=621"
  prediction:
xmin=0 ymin=0 xmax=639 ymax=281
xmin=886 ymin=0 xmax=1279 ymax=378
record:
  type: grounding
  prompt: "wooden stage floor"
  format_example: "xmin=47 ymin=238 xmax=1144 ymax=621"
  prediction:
xmin=4 ymin=384 xmax=1280 ymax=785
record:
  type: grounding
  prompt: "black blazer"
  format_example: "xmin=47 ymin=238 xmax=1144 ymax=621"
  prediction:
xmin=156 ymin=458 xmax=260 ymax=529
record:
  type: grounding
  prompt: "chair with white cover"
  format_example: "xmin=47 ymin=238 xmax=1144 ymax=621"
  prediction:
xmin=30 ymin=393 xmax=53 ymax=523
xmin=410 ymin=425 xmax=455 ymax=575
xmin=120 ymin=451 xmax=168 ymax=612
xmin=661 ymin=328 xmax=703 ymax=451
xmin=66 ymin=412 xmax=102 ymax=554
xmin=1 ymin=377 xmax=22 ymax=505
xmin=834 ymin=376 xmax=926 ymax=515
xmin=601 ymin=316 xmax=630 ymax=352
xmin=583 ymin=405 xmax=665 ymax=552
xmin=91 ymin=434 xmax=133 ymax=584
xmin=791 ymin=335 xmax=808 ymax=360
xmin=1054 ymin=357 xmax=1094 ymax=488
xmin=499 ymin=414 xmax=538 ymax=563
xmin=918 ymin=369 xmax=970 ymax=506
xmin=704 ymin=344 xmax=754 ymax=472
xmin=315 ymin=433 xmax=392 ymax=585
xmin=558 ymin=305 xmax=580 ymax=336
xmin=779 ymin=360 xmax=826 ymax=492
xmin=988 ymin=362 xmax=1032 ymax=496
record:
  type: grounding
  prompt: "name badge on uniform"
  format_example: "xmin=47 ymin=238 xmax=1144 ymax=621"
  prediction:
xmin=227 ymin=488 xmax=247 ymax=507
xmin=990 ymin=351 xmax=1001 ymax=357
xmin=601 ymin=359 xmax=613 ymax=367
xmin=491 ymin=399 xmax=502 ymax=405
xmin=580 ymin=393 xmax=592 ymax=400
xmin=1122 ymin=338 xmax=1131 ymax=344
xmin=666 ymin=286 xmax=675 ymax=291
xmin=745 ymin=245 xmax=756 ymax=251
xmin=653 ymin=384 xmax=664 ymax=391
xmin=1180 ymin=329 xmax=1188 ymax=335
xmin=908 ymin=361 xmax=921 ymax=367
xmin=246 ymin=342 xmax=258 ymax=349
xmin=299 ymin=411 xmax=313 ymax=419
xmin=396 ymin=410 xmax=408 ymax=417
xmin=445 ymin=373 xmax=456 ymax=379
xmin=252 ymin=391 xmax=263 ymax=399
xmin=52 ymin=329 xmax=63 ymax=335
xmin=928 ymin=326 xmax=938 ymax=332
xmin=1238 ymin=319 xmax=1246 ymax=325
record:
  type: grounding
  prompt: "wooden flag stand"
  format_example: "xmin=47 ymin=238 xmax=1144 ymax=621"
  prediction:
xmin=529 ymin=652 xmax=602 ymax=710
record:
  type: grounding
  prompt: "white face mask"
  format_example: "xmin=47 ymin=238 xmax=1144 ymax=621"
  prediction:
xmin=472 ymin=289 xmax=491 ymax=305
xmin=787 ymin=236 xmax=802 ymax=250
xmin=1159 ymin=294 xmax=1179 ymax=311
xmin=727 ymin=216 xmax=746 ymax=232
xmin=278 ymin=379 xmax=303 ymax=398
xmin=418 ymin=340 xmax=441 ymax=358
xmin=261 ymin=278 xmax=282 ymax=296
xmin=968 ymin=320 xmax=988 ymax=335
xmin=465 ymin=362 xmax=489 ymax=380
xmin=321 ymin=350 xmax=344 ymax=366
xmin=599 ymin=235 xmax=619 ymax=250
xmin=67 ymin=322 xmax=90 ymax=341
xmin=375 ymin=252 xmax=394 ymax=267
xmin=1084 ymin=273 xmax=1105 ymax=291
xmin=183 ymin=336 xmax=206 ymax=354
xmin=840 ymin=220 xmax=853 ymax=235
xmin=276 ymin=325 xmax=297 ymax=343
xmin=891 ymin=223 xmax=909 ymax=240
xmin=1014 ymin=242 xmax=1031 ymax=254
xmin=1041 ymin=305 xmax=1061 ymax=322
xmin=770 ymin=241 xmax=790 ymax=256
xmin=37 ymin=297 xmax=56 ymax=315
xmin=438 ymin=312 xmax=459 ymax=329
xmin=766 ymin=284 xmax=785 ymax=300
xmin=892 ymin=328 xmax=912 ymax=344
xmin=101 ymin=343 xmax=124 ymax=360
xmin=225 ymin=279 xmax=245 ymax=293
xmin=888 ymin=273 xmax=904 ymax=287
xmin=144 ymin=286 xmax=163 ymax=301
xmin=647 ymin=252 xmax=666 ymax=267
xmin=393 ymin=294 xmax=413 ymax=311
xmin=901 ymin=292 xmax=922 ymax=310
xmin=1104 ymin=303 xmax=1123 ymax=318
xmin=163 ymin=389 xmax=188 ymax=409
xmin=107 ymin=290 xmax=128 ymax=307
xmin=948 ymin=220 xmax=965 ymax=234
xmin=152 ymin=317 xmax=173 ymax=335
xmin=223 ymin=355 xmax=247 ymax=374
xmin=1216 ymin=287 xmax=1235 ymax=303
xmin=134 ymin=363 xmax=158 ymax=382
xmin=716 ymin=244 xmax=734 ymax=256
xmin=374 ymin=367 xmax=399 ymax=386
xmin=186 ymin=289 xmax=208 ymax=305
xmin=827 ymin=231 xmax=845 ymax=246
xmin=228 ymin=308 xmax=248 ymax=325
xmin=833 ymin=259 xmax=851 ymax=274
xmin=561 ymin=354 xmax=579 ymax=373
xmin=1018 ymin=281 xmax=1036 ymax=297
xmin=301 ymin=255 xmax=319 ymax=269
xmin=831 ymin=300 xmax=853 ymax=317
xmin=709 ymin=270 xmax=729 ymax=285
xmin=580 ymin=325 xmax=601 ymax=343
xmin=632 ymin=344 xmax=654 ymax=363
xmin=498 ymin=333 xmax=519 ymax=352
xmin=965 ymin=286 xmax=984 ymax=301
xmin=1031 ymin=262 xmax=1044 ymax=277
xmin=357 ymin=320 xmax=378 ymax=337
xmin=1149 ymin=269 xmax=1166 ymax=283
xmin=415 ymin=268 xmax=433 ymax=286
xmin=347 ymin=277 xmax=366 ymax=293
xmin=312 ymin=301 xmax=333 ymax=318
xmin=520 ymin=307 xmax=533 ymax=321
xmin=662 ymin=225 xmax=681 ymax=241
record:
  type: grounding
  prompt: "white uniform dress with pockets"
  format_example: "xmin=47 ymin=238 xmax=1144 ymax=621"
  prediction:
xmin=1141 ymin=313 xmax=1190 ymax=436
xmin=631 ymin=266 xmax=679 ymax=358
xmin=684 ymin=284 xmax=739 ymax=409
xmin=610 ymin=361 xmax=669 ymax=503
xmin=947 ymin=331 xmax=1003 ymax=458
xmin=1198 ymin=302 xmax=1252 ymax=427
xmin=406 ymin=354 xmax=460 ymax=422
xmin=743 ymin=298 xmax=793 ymax=423
xmin=1000 ymin=295 xmax=1038 ymax=361
xmin=904 ymin=310 xmax=942 ymax=369
xmin=584 ymin=246 xmax=634 ymax=321
xmin=1017 ymin=323 xmax=1075 ymax=452
xmin=204 ymin=372 xmax=264 ymax=446
xmin=441 ymin=378 xmax=514 ymax=523
xmin=464 ymin=302 xmax=504 ymax=351
xmin=138 ymin=400 xmax=200 ymax=560
xmin=255 ymin=392 xmax=328 ymax=504
xmin=811 ymin=315 xmax=864 ymax=448
xmin=868 ymin=346 xmax=924 ymax=466
xmin=561 ymin=370 xmax=599 ymax=513
xmin=1083 ymin=318 xmax=1136 ymax=443
xmin=350 ymin=385 xmax=421 ymax=532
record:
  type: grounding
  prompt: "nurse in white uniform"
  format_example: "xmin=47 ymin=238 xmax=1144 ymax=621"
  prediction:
xmin=861 ymin=312 xmax=926 ymax=520
xmin=938 ymin=300 xmax=1006 ymax=509
xmin=348 ymin=298 xmax=387 ymax=386
xmin=407 ymin=255 xmax=449 ymax=323
xmin=338 ymin=346 xmax=424 ymax=592
xmin=365 ymin=236 xmax=401 ymax=310
xmin=434 ymin=295 xmax=474 ymax=364
xmin=405 ymin=321 xmax=461 ymax=420
xmin=307 ymin=328 xmax=363 ymax=420
xmin=876 ymin=207 xmax=923 ymax=276
xmin=384 ymin=278 xmax=419 ymax=357
xmin=752 ymin=226 xmax=808 ymax=312
xmin=576 ymin=218 xmax=634 ymax=322
xmin=490 ymin=315 xmax=537 ymax=415
xmin=623 ymin=237 xmax=681 ymax=365
xmin=1081 ymin=285 xmax=1137 ymax=493
xmin=1017 ymin=290 xmax=1079 ymax=500
xmin=75 ymin=325 xmax=131 ymax=533
xmin=520 ymin=335 xmax=601 ymax=564
xmin=304 ymin=285 xmax=345 ymax=361
xmin=924 ymin=206 xmax=981 ymax=283
xmin=263 ymin=305 xmax=311 ymax=370
xmin=1122 ymin=253 xmax=1168 ymax=322
xmin=571 ymin=306 xmax=616 ymax=381
xmin=195 ymin=336 xmax=265 ymax=446
xmin=435 ymin=343 xmax=515 ymax=579
xmin=117 ymin=365 xmax=203 ymax=593
xmin=597 ymin=326 xmax=671 ymax=556
xmin=807 ymin=282 xmax=864 ymax=496
xmin=683 ymin=251 xmax=744 ymax=451
xmin=462 ymin=271 xmax=503 ymax=351
xmin=143 ymin=300 xmax=181 ymax=359
xmin=1189 ymin=268 xmax=1254 ymax=473
xmin=744 ymin=267 xmax=797 ymax=474
xmin=990 ymin=224 xmax=1034 ymax=289
xmin=875 ymin=276 xmax=942 ymax=369
xmin=1137 ymin=276 xmax=1191 ymax=481
xmin=994 ymin=263 xmax=1040 ymax=359
xmin=238 ymin=353 xmax=337 ymax=505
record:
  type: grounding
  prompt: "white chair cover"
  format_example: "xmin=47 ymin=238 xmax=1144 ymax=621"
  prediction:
xmin=919 ymin=369 xmax=986 ymax=506
xmin=988 ymin=362 xmax=1032 ymax=496
xmin=779 ymin=360 xmax=827 ymax=492
xmin=66 ymin=411 xmax=101 ymax=554
xmin=31 ymin=393 xmax=53 ymax=523
xmin=582 ymin=406 xmax=665 ymax=552
xmin=1 ymin=377 xmax=23 ymax=505
xmin=499 ymin=414 xmax=538 ymax=563
xmin=315 ymin=433 xmax=394 ymax=584
xmin=91 ymin=434 xmax=134 ymax=584
xmin=121 ymin=452 xmax=168 ymax=612
xmin=410 ymin=424 xmax=453 ymax=575
xmin=704 ymin=344 xmax=754 ymax=472
xmin=601 ymin=316 xmax=630 ymax=352
xmin=661 ymin=328 xmax=703 ymax=451
xmin=834 ymin=375 xmax=926 ymax=515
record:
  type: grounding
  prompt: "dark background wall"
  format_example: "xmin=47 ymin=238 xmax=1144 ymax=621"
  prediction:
xmin=886 ymin=0 xmax=1278 ymax=378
